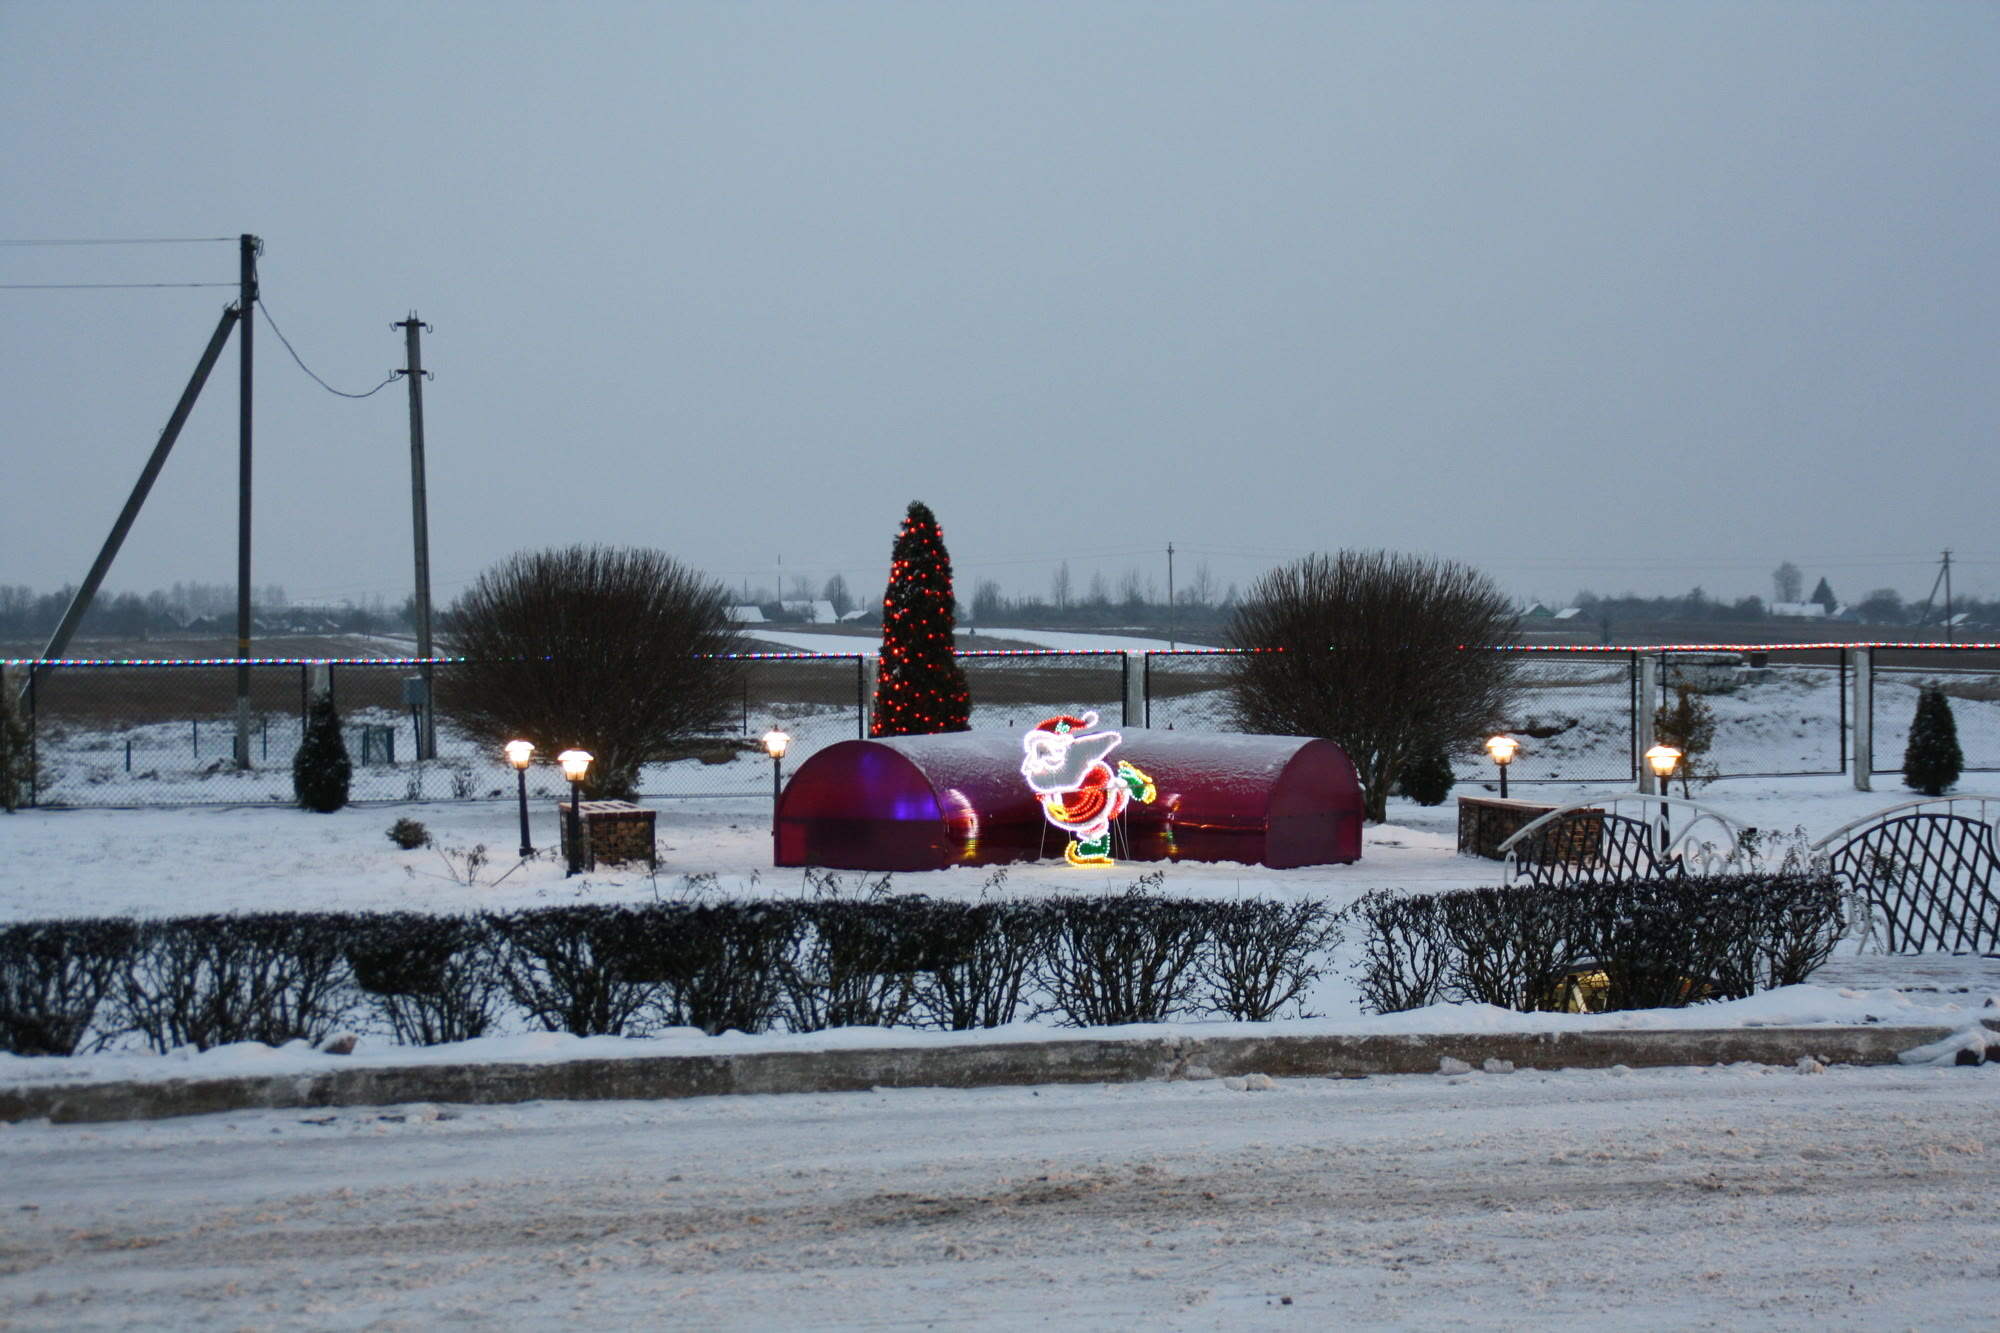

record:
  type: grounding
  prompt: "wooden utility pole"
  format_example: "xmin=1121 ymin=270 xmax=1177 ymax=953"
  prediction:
xmin=1916 ymin=549 xmax=1956 ymax=643
xmin=235 ymin=234 xmax=260 ymax=768
xmin=1166 ymin=543 xmax=1176 ymax=650
xmin=395 ymin=314 xmax=437 ymax=758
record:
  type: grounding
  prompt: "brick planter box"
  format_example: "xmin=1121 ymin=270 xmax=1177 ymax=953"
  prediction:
xmin=1457 ymin=795 xmax=1563 ymax=861
xmin=557 ymin=800 xmax=658 ymax=869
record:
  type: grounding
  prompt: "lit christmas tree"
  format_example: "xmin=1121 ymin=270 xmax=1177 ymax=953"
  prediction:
xmin=871 ymin=501 xmax=971 ymax=736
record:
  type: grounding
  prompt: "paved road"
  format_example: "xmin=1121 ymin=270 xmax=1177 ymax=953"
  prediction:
xmin=3 ymin=1062 xmax=1997 ymax=1329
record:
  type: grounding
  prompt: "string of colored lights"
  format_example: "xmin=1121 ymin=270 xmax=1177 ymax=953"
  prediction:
xmin=8 ymin=642 xmax=1995 ymax=671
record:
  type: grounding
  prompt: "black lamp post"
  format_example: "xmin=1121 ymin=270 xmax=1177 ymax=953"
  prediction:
xmin=1484 ymin=734 xmax=1518 ymax=800
xmin=1645 ymin=744 xmax=1681 ymax=853
xmin=762 ymin=728 xmax=790 ymax=815
xmin=505 ymin=740 xmax=535 ymax=858
xmin=558 ymin=748 xmax=593 ymax=876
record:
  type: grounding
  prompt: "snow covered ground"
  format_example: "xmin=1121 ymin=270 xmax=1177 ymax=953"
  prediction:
xmin=6 ymin=774 xmax=2000 ymax=1088
xmin=5 ymin=1062 xmax=1999 ymax=1328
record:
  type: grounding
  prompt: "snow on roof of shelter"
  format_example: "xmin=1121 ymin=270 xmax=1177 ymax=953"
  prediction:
xmin=727 ymin=605 xmax=768 ymax=624
xmin=1769 ymin=602 xmax=1827 ymax=618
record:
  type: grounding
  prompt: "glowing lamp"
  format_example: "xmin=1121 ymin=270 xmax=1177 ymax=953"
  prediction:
xmin=1484 ymin=733 xmax=1520 ymax=798
xmin=1645 ymin=744 xmax=1682 ymax=780
xmin=558 ymin=749 xmax=593 ymax=783
xmin=504 ymin=739 xmax=534 ymax=771
xmin=762 ymin=729 xmax=791 ymax=761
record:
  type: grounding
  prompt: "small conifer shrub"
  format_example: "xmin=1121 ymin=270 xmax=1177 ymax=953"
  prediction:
xmin=1902 ymin=685 xmax=1963 ymax=797
xmin=1395 ymin=744 xmax=1457 ymax=806
xmin=293 ymin=691 xmax=353 ymax=813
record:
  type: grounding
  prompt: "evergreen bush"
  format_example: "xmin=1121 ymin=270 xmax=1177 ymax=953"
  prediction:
xmin=1902 ymin=685 xmax=1963 ymax=797
xmin=292 ymin=690 xmax=352 ymax=812
xmin=1394 ymin=745 xmax=1457 ymax=806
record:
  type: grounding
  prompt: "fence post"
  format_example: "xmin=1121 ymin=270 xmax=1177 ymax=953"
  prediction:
xmin=1123 ymin=652 xmax=1146 ymax=728
xmin=25 ymin=662 xmax=37 ymax=809
xmin=1852 ymin=646 xmax=1873 ymax=791
xmin=858 ymin=654 xmax=875 ymax=738
xmin=1636 ymin=652 xmax=1659 ymax=794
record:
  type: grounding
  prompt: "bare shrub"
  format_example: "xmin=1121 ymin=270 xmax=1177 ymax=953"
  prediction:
xmin=1199 ymin=899 xmax=1341 ymax=1021
xmin=120 ymin=914 xmax=358 ymax=1052
xmin=442 ymin=546 xmax=745 ymax=799
xmin=0 ymin=918 xmax=137 ymax=1055
xmin=1227 ymin=551 xmax=1517 ymax=822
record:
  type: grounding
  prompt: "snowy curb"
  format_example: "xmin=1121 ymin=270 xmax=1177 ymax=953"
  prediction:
xmin=2 ymin=1023 xmax=1981 ymax=1125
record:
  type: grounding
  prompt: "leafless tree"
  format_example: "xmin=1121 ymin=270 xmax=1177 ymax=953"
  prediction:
xmin=1227 ymin=551 xmax=1519 ymax=822
xmin=441 ymin=546 xmax=746 ymax=799
xmin=1050 ymin=562 xmax=1072 ymax=610
xmin=1772 ymin=561 xmax=1803 ymax=604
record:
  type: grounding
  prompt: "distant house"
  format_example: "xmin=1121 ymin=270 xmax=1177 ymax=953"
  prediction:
xmin=1552 ymin=607 xmax=1582 ymax=622
xmin=1769 ymin=602 xmax=1827 ymax=619
xmin=727 ymin=605 xmax=768 ymax=624
xmin=780 ymin=599 xmax=839 ymax=625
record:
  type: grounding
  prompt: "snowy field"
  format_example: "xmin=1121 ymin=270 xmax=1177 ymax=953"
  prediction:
xmin=5 ymin=1062 xmax=2000 ymax=1329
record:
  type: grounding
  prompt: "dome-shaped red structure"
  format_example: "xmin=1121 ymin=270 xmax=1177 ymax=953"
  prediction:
xmin=775 ymin=731 xmax=1362 ymax=871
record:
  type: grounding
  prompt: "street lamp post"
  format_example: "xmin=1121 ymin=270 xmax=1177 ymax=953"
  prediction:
xmin=505 ymin=739 xmax=535 ymax=859
xmin=1484 ymin=734 xmax=1519 ymax=800
xmin=558 ymin=748 xmax=593 ymax=876
xmin=762 ymin=728 xmax=791 ymax=815
xmin=1644 ymin=744 xmax=1681 ymax=853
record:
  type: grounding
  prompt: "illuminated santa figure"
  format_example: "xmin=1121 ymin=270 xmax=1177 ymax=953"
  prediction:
xmin=1020 ymin=711 xmax=1156 ymax=866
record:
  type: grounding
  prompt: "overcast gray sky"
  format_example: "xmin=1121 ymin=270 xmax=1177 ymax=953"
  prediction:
xmin=4 ymin=2 xmax=1995 ymax=614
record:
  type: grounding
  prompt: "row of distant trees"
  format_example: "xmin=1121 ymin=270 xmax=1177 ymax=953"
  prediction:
xmin=1558 ymin=586 xmax=1987 ymax=628
xmin=0 ymin=583 xmax=415 ymax=641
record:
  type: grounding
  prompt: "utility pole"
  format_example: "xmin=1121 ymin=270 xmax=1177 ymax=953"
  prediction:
xmin=1916 ymin=549 xmax=1955 ymax=643
xmin=1166 ymin=543 xmax=1176 ymax=650
xmin=235 ymin=234 xmax=260 ymax=769
xmin=395 ymin=313 xmax=437 ymax=759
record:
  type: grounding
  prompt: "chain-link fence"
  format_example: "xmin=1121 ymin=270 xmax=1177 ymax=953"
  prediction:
xmin=1872 ymin=647 xmax=2000 ymax=776
xmin=1670 ymin=649 xmax=1847 ymax=780
xmin=1140 ymin=650 xmax=1242 ymax=732
xmin=13 ymin=645 xmax=1998 ymax=808
xmin=10 ymin=656 xmax=873 ymax=808
xmin=959 ymin=651 xmax=1128 ymax=731
xmin=1463 ymin=651 xmax=1637 ymax=785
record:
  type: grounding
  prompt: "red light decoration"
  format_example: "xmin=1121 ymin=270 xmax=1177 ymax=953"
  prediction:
xmin=870 ymin=501 xmax=971 ymax=737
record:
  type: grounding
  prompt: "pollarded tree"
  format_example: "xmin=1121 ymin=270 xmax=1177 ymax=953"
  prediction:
xmin=871 ymin=501 xmax=970 ymax=736
xmin=1228 ymin=551 xmax=1518 ymax=822
xmin=1902 ymin=685 xmax=1963 ymax=797
xmin=442 ymin=546 xmax=746 ymax=799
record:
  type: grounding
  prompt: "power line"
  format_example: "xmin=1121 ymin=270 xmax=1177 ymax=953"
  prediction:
xmin=256 ymin=298 xmax=400 ymax=399
xmin=0 ymin=281 xmax=238 ymax=289
xmin=0 ymin=236 xmax=237 ymax=246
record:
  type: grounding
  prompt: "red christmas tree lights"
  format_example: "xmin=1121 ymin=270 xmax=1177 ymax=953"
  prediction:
xmin=871 ymin=500 xmax=971 ymax=736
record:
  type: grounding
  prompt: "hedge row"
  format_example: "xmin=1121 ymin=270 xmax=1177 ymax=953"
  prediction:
xmin=0 ymin=884 xmax=1342 ymax=1056
xmin=1350 ymin=871 xmax=1845 ymax=1014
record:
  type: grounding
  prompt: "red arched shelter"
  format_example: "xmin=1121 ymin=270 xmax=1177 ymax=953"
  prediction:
xmin=775 ymin=731 xmax=1362 ymax=871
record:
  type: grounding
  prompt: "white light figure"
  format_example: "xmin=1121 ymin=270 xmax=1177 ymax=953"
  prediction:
xmin=1020 ymin=711 xmax=1156 ymax=866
